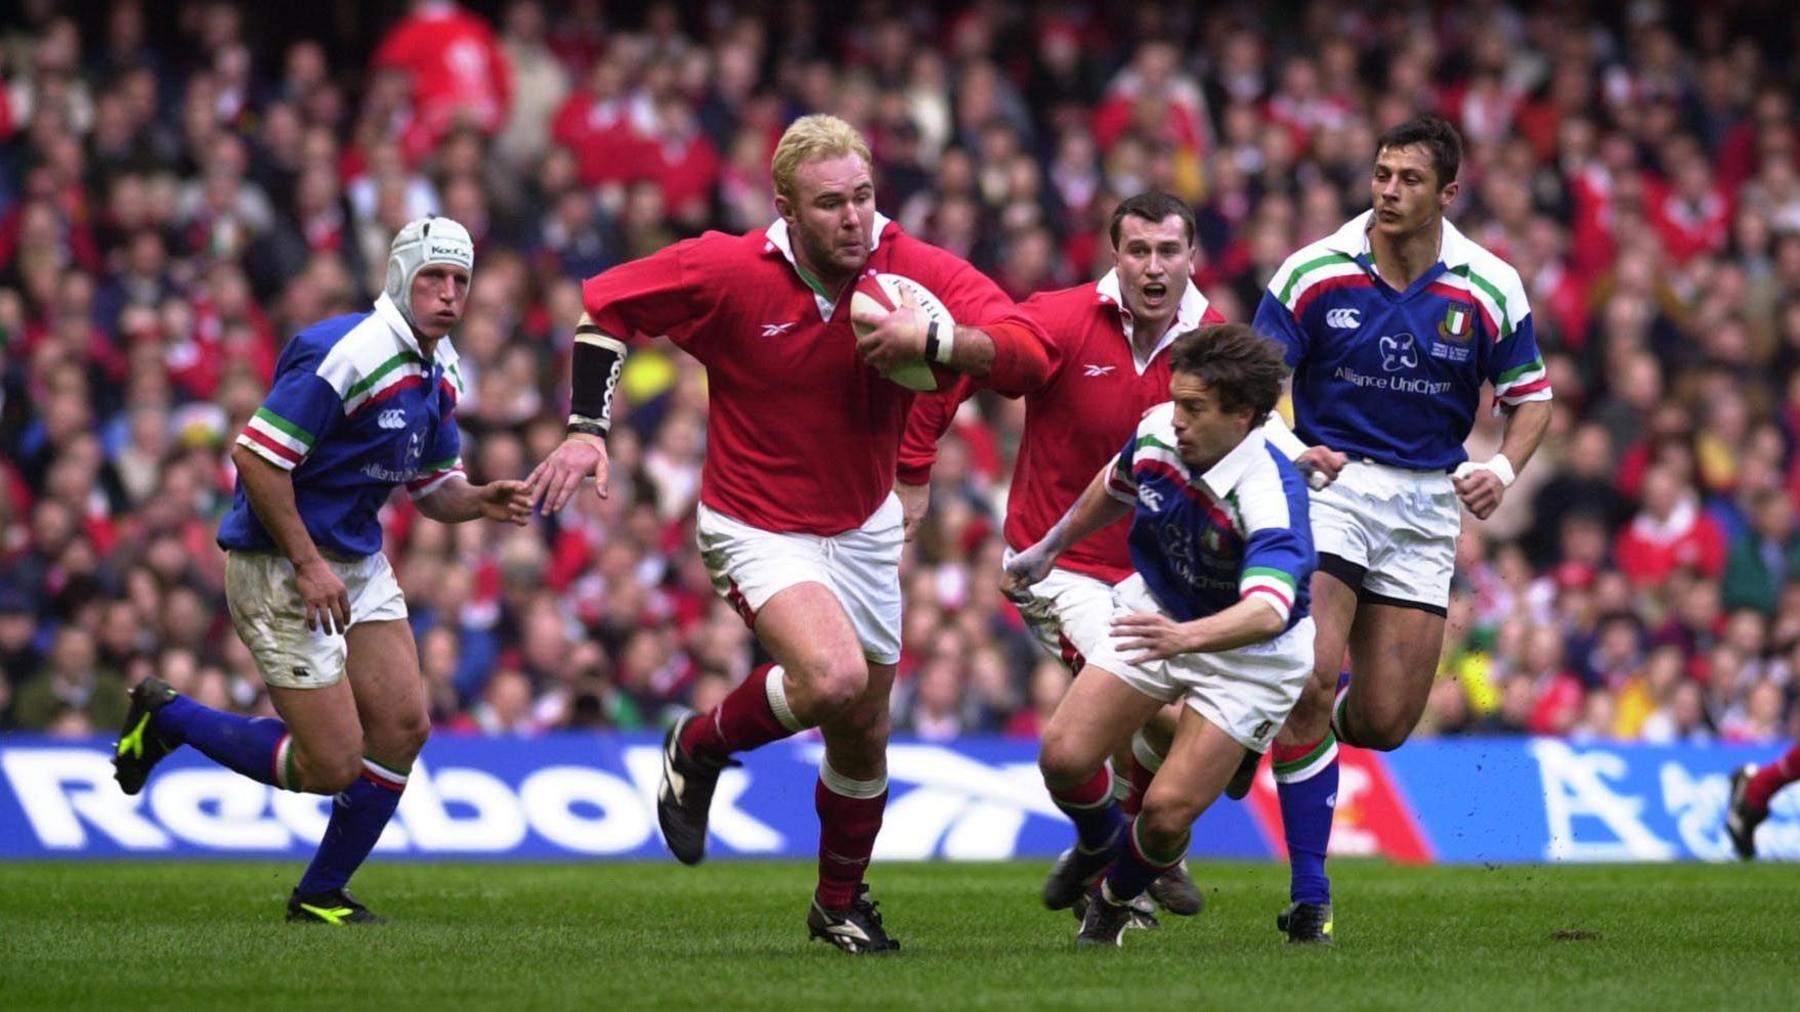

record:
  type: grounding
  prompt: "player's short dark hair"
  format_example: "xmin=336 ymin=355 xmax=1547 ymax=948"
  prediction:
xmin=1169 ymin=324 xmax=1287 ymax=424
xmin=1375 ymin=114 xmax=1463 ymax=188
xmin=1109 ymin=191 xmax=1196 ymax=249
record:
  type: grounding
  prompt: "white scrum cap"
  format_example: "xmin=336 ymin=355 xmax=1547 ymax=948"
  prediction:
xmin=385 ymin=216 xmax=475 ymax=327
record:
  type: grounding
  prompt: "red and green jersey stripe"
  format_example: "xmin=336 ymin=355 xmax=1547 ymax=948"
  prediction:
xmin=1240 ymin=565 xmax=1298 ymax=622
xmin=238 ymin=407 xmax=315 ymax=469
xmin=341 ymin=350 xmax=429 ymax=416
xmin=1493 ymin=355 xmax=1550 ymax=404
xmin=406 ymin=455 xmax=464 ymax=498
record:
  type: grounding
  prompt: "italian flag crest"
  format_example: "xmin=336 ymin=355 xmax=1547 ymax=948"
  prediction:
xmin=1439 ymin=303 xmax=1473 ymax=342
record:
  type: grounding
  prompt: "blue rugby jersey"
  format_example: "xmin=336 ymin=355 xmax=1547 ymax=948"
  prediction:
xmin=218 ymin=292 xmax=466 ymax=558
xmin=1252 ymin=210 xmax=1552 ymax=471
xmin=1104 ymin=403 xmax=1315 ymax=630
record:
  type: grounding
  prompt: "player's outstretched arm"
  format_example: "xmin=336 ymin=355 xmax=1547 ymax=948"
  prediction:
xmin=1454 ymin=398 xmax=1552 ymax=520
xmin=416 ymin=475 xmax=532 ymax=525
xmin=525 ymin=432 xmax=609 ymax=513
xmin=1003 ymin=463 xmax=1132 ymax=595
xmin=527 ymin=310 xmax=623 ymax=513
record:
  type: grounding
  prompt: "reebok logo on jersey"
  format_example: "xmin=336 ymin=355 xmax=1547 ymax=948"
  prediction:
xmin=760 ymin=322 xmax=795 ymax=337
xmin=1325 ymin=308 xmax=1361 ymax=329
xmin=1379 ymin=334 xmax=1418 ymax=372
xmin=377 ymin=409 xmax=407 ymax=429
xmin=1083 ymin=364 xmax=1116 ymax=377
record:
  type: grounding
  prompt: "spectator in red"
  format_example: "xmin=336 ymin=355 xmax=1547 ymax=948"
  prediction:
xmin=1092 ymin=41 xmax=1209 ymax=161
xmin=551 ymin=57 xmax=637 ymax=191
xmin=1616 ymin=464 xmax=1729 ymax=587
xmin=1522 ymin=625 xmax=1586 ymax=735
xmin=372 ymin=0 xmax=513 ymax=164
xmin=1650 ymin=138 xmax=1732 ymax=264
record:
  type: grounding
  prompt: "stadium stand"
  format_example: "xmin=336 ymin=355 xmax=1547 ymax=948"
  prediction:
xmin=2 ymin=0 xmax=1799 ymax=751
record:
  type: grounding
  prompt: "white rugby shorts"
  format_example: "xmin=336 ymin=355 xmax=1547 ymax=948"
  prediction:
xmin=224 ymin=550 xmax=408 ymax=690
xmin=1002 ymin=546 xmax=1115 ymax=673
xmin=695 ymin=493 xmax=904 ymax=665
xmin=1310 ymin=459 xmax=1459 ymax=611
xmin=1087 ymin=574 xmax=1314 ymax=753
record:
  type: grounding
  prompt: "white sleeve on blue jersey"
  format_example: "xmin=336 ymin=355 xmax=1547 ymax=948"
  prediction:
xmin=1233 ymin=466 xmax=1315 ymax=625
xmin=236 ymin=342 xmax=340 ymax=472
xmin=1487 ymin=312 xmax=1551 ymax=407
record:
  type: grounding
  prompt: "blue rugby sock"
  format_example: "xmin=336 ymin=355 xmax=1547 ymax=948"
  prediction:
xmin=297 ymin=758 xmax=409 ymax=894
xmin=1103 ymin=815 xmax=1186 ymax=903
xmin=1273 ymin=732 xmax=1338 ymax=906
xmin=1047 ymin=766 xmax=1124 ymax=854
xmin=155 ymin=696 xmax=296 ymax=789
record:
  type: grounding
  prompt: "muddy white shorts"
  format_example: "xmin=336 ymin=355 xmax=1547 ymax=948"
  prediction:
xmin=695 ymin=494 xmax=904 ymax=665
xmin=1001 ymin=547 xmax=1116 ymax=673
xmin=224 ymin=550 xmax=407 ymax=689
xmin=1309 ymin=459 xmax=1459 ymax=613
xmin=1087 ymin=574 xmax=1315 ymax=752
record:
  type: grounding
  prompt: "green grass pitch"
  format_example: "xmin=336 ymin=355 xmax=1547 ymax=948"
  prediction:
xmin=1 ymin=860 xmax=1795 ymax=1010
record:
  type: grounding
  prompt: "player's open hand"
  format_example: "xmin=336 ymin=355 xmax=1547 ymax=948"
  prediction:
xmin=478 ymin=480 xmax=534 ymax=526
xmin=1111 ymin=611 xmax=1197 ymax=662
xmin=853 ymin=288 xmax=926 ymax=372
xmin=1453 ymin=468 xmax=1504 ymax=519
xmin=295 ymin=557 xmax=350 ymax=635
xmin=1296 ymin=445 xmax=1348 ymax=490
xmin=525 ymin=435 xmax=609 ymax=514
xmin=894 ymin=481 xmax=929 ymax=542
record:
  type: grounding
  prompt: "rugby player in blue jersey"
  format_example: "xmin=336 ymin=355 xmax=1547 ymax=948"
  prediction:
xmin=1250 ymin=115 xmax=1553 ymax=943
xmin=111 ymin=217 xmax=532 ymax=924
xmin=1006 ymin=324 xmax=1317 ymax=947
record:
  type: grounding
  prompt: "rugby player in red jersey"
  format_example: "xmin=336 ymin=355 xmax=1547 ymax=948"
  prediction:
xmin=897 ymin=192 xmax=1225 ymax=924
xmin=525 ymin=114 xmax=1053 ymax=953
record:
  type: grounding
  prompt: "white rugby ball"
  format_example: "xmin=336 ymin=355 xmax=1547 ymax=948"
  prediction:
xmin=849 ymin=272 xmax=954 ymax=392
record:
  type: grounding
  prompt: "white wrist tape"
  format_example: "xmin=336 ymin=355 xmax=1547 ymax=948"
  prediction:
xmin=933 ymin=321 xmax=956 ymax=364
xmin=1454 ymin=454 xmax=1516 ymax=488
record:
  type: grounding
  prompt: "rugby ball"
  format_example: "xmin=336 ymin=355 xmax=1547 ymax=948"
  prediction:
xmin=849 ymin=272 xmax=953 ymax=392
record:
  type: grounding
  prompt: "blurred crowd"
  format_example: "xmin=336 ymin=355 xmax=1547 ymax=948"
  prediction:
xmin=4 ymin=0 xmax=1800 ymax=748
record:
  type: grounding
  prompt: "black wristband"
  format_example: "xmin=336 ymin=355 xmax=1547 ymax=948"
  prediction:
xmin=567 ymin=420 xmax=609 ymax=438
xmin=924 ymin=319 xmax=941 ymax=363
xmin=571 ymin=328 xmax=626 ymax=432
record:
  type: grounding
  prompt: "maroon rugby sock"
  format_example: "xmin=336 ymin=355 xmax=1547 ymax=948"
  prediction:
xmin=680 ymin=663 xmax=805 ymax=759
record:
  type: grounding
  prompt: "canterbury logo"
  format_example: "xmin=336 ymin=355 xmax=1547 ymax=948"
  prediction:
xmin=377 ymin=409 xmax=406 ymax=429
xmin=1083 ymin=364 xmax=1116 ymax=377
xmin=1325 ymin=308 xmax=1361 ymax=329
xmin=761 ymin=323 xmax=795 ymax=337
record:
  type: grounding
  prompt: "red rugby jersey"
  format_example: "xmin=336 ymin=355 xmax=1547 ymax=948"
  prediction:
xmin=582 ymin=216 xmax=1047 ymax=536
xmin=899 ymin=272 xmax=1224 ymax=583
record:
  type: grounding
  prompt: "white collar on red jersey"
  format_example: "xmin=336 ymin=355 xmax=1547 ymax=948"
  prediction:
xmin=1094 ymin=268 xmax=1213 ymax=376
xmin=763 ymin=211 xmax=894 ymax=320
xmin=1324 ymin=209 xmax=1476 ymax=269
xmin=1200 ymin=425 xmax=1270 ymax=498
